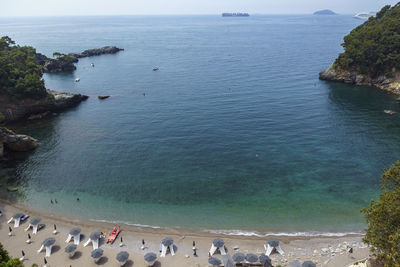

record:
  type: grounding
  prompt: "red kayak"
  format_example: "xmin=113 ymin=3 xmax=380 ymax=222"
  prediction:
xmin=106 ymin=225 xmax=120 ymax=244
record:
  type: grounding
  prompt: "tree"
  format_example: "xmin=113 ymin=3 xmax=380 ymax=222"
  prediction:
xmin=0 ymin=36 xmax=47 ymax=99
xmin=362 ymin=161 xmax=400 ymax=266
xmin=334 ymin=3 xmax=400 ymax=78
xmin=52 ymin=52 xmax=62 ymax=58
xmin=0 ymin=243 xmax=23 ymax=267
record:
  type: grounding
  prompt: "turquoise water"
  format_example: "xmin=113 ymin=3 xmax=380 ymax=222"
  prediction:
xmin=1 ymin=15 xmax=400 ymax=234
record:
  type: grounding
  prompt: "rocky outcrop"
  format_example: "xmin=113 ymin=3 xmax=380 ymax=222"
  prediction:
xmin=0 ymin=90 xmax=88 ymax=123
xmin=68 ymin=46 xmax=124 ymax=58
xmin=319 ymin=66 xmax=400 ymax=95
xmin=43 ymin=57 xmax=77 ymax=73
xmin=35 ymin=46 xmax=123 ymax=73
xmin=0 ymin=127 xmax=38 ymax=156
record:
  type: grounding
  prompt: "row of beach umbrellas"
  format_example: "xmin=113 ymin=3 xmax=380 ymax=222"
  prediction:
xmin=6 ymin=212 xmax=316 ymax=267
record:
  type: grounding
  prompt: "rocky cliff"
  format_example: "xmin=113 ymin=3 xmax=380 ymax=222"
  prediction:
xmin=319 ymin=66 xmax=400 ymax=95
xmin=0 ymin=90 xmax=88 ymax=123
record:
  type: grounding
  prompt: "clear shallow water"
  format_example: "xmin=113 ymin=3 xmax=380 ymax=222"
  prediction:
xmin=1 ymin=15 xmax=400 ymax=234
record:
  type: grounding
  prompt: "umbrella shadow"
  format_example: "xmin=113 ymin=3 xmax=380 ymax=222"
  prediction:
xmin=70 ymin=251 xmax=82 ymax=260
xmin=51 ymin=245 xmax=61 ymax=254
xmin=123 ymin=260 xmax=134 ymax=267
xmin=96 ymin=256 xmax=108 ymax=265
xmin=80 ymin=234 xmax=86 ymax=242
xmin=153 ymin=261 xmax=162 ymax=267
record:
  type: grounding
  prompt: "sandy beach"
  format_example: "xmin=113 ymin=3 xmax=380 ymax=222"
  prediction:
xmin=0 ymin=200 xmax=370 ymax=267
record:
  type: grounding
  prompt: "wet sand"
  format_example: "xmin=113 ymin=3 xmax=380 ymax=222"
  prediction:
xmin=0 ymin=200 xmax=370 ymax=266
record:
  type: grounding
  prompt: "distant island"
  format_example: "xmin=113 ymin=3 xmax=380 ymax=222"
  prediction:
xmin=319 ymin=3 xmax=400 ymax=95
xmin=313 ymin=9 xmax=337 ymax=15
xmin=222 ymin=13 xmax=249 ymax=17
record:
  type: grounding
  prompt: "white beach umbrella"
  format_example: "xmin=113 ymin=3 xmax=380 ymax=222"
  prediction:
xmin=144 ymin=252 xmax=157 ymax=266
xmin=210 ymin=238 xmax=226 ymax=256
xmin=116 ymin=251 xmax=129 ymax=266
xmin=65 ymin=244 xmax=77 ymax=258
xmin=25 ymin=217 xmax=41 ymax=234
xmin=208 ymin=257 xmax=222 ymax=266
xmin=38 ymin=237 xmax=56 ymax=257
xmin=160 ymin=237 xmax=175 ymax=257
xmin=66 ymin=227 xmax=81 ymax=245
xmin=265 ymin=238 xmax=284 ymax=256
xmin=8 ymin=212 xmax=24 ymax=228
xmin=91 ymin=248 xmax=103 ymax=263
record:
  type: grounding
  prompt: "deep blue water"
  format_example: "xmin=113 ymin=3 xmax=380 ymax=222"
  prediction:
xmin=1 ymin=15 xmax=400 ymax=234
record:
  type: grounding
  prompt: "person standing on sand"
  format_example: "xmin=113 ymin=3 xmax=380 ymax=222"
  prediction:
xmin=192 ymin=241 xmax=197 ymax=256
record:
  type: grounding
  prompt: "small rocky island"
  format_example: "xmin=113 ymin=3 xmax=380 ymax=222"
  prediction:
xmin=319 ymin=3 xmax=400 ymax=94
xmin=36 ymin=46 xmax=124 ymax=73
xmin=313 ymin=9 xmax=337 ymax=15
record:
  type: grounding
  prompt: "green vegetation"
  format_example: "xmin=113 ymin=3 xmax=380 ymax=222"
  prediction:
xmin=362 ymin=161 xmax=400 ymax=266
xmin=0 ymin=36 xmax=47 ymax=99
xmin=0 ymin=243 xmax=23 ymax=267
xmin=51 ymin=52 xmax=75 ymax=63
xmin=0 ymin=112 xmax=5 ymax=123
xmin=335 ymin=3 xmax=400 ymax=78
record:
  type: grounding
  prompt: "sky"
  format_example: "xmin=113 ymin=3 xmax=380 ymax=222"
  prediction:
xmin=0 ymin=0 xmax=398 ymax=16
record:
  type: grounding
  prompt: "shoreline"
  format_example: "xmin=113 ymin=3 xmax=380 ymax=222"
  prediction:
xmin=0 ymin=199 xmax=370 ymax=266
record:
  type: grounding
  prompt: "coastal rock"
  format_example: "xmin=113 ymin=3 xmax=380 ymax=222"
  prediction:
xmin=35 ymin=46 xmax=123 ymax=73
xmin=43 ymin=57 xmax=77 ymax=73
xmin=34 ymin=52 xmax=48 ymax=66
xmin=0 ymin=90 xmax=88 ymax=123
xmin=0 ymin=127 xmax=38 ymax=152
xmin=68 ymin=46 xmax=124 ymax=58
xmin=319 ymin=66 xmax=400 ymax=95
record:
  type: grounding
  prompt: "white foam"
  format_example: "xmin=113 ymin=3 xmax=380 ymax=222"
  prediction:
xmin=204 ymin=229 xmax=364 ymax=237
xmin=91 ymin=219 xmax=161 ymax=229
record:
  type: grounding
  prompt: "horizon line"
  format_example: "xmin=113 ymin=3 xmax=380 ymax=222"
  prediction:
xmin=0 ymin=13 xmax=358 ymax=18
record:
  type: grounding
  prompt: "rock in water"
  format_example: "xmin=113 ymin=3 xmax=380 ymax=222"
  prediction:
xmin=0 ymin=127 xmax=38 ymax=152
xmin=68 ymin=46 xmax=124 ymax=58
xmin=0 ymin=90 xmax=88 ymax=123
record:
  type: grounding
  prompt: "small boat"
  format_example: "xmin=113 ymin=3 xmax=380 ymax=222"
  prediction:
xmin=106 ymin=225 xmax=121 ymax=244
xmin=75 ymin=78 xmax=80 ymax=82
xmin=152 ymin=66 xmax=159 ymax=71
xmin=384 ymin=110 xmax=396 ymax=115
xmin=98 ymin=95 xmax=110 ymax=100
xmin=91 ymin=63 xmax=95 ymax=67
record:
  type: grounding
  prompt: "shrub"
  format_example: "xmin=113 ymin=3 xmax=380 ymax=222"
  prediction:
xmin=362 ymin=161 xmax=400 ymax=266
xmin=0 ymin=243 xmax=23 ymax=267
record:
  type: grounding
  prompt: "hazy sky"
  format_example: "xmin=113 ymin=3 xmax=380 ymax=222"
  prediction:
xmin=1 ymin=0 xmax=398 ymax=16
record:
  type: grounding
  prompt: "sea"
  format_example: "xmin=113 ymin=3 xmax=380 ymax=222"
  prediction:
xmin=1 ymin=15 xmax=399 ymax=236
